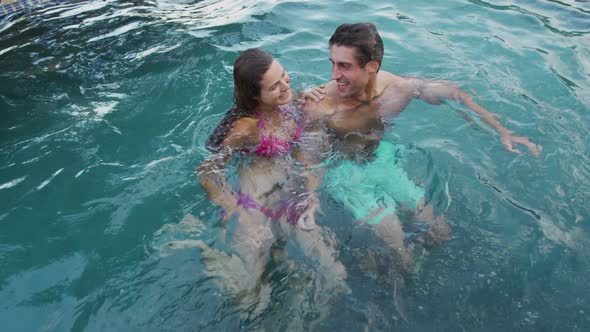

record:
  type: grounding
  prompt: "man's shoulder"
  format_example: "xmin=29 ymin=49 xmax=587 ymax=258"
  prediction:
xmin=302 ymin=82 xmax=338 ymax=116
xmin=378 ymin=71 xmax=408 ymax=86
xmin=378 ymin=70 xmax=397 ymax=80
xmin=379 ymin=71 xmax=423 ymax=92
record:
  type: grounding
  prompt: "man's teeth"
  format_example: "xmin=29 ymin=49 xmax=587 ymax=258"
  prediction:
xmin=338 ymin=82 xmax=349 ymax=86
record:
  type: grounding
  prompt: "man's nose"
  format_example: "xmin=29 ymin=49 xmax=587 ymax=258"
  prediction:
xmin=331 ymin=66 xmax=341 ymax=80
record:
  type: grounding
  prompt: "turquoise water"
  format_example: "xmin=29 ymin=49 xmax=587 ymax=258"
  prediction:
xmin=1 ymin=0 xmax=589 ymax=330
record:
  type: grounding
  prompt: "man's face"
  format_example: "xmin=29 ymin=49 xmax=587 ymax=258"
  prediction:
xmin=329 ymin=45 xmax=370 ymax=98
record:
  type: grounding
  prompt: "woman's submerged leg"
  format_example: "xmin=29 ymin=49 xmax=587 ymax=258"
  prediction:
xmin=197 ymin=210 xmax=277 ymax=316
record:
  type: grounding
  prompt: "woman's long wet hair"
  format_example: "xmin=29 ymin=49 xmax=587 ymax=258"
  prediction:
xmin=206 ymin=48 xmax=274 ymax=152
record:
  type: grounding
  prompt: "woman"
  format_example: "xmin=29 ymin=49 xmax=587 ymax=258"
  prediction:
xmin=198 ymin=48 xmax=346 ymax=307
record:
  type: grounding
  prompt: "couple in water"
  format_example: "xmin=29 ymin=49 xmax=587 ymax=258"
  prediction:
xmin=198 ymin=22 xmax=541 ymax=307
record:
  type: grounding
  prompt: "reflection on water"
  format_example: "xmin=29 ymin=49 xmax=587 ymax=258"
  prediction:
xmin=0 ymin=0 xmax=589 ymax=330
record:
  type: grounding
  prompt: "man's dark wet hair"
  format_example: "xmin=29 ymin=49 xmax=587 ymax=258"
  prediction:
xmin=206 ymin=48 xmax=274 ymax=152
xmin=329 ymin=23 xmax=384 ymax=71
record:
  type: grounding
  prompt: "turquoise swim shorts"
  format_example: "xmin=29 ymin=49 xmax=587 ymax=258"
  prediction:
xmin=323 ymin=141 xmax=424 ymax=225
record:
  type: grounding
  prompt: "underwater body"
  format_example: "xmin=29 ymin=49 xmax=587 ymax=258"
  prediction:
xmin=1 ymin=0 xmax=589 ymax=330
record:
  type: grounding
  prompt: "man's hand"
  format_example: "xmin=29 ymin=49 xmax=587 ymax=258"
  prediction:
xmin=297 ymin=85 xmax=326 ymax=109
xmin=500 ymin=132 xmax=543 ymax=157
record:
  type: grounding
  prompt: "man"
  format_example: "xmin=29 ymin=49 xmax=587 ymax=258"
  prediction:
xmin=298 ymin=23 xmax=541 ymax=266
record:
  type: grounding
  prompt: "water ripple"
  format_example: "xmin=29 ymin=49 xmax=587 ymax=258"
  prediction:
xmin=0 ymin=176 xmax=27 ymax=190
xmin=468 ymin=0 xmax=590 ymax=36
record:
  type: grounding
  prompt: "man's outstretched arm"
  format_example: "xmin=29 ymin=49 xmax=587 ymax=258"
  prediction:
xmin=412 ymin=79 xmax=542 ymax=156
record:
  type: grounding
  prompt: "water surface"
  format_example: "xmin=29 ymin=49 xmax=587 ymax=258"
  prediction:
xmin=1 ymin=0 xmax=589 ymax=330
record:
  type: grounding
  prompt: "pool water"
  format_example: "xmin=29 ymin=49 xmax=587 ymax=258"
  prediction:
xmin=1 ymin=0 xmax=589 ymax=330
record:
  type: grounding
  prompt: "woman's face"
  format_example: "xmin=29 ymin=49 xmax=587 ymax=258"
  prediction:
xmin=257 ymin=60 xmax=292 ymax=108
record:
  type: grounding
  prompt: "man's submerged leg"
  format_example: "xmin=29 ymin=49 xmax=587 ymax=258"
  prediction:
xmin=412 ymin=198 xmax=452 ymax=247
xmin=372 ymin=213 xmax=414 ymax=270
xmin=292 ymin=225 xmax=350 ymax=295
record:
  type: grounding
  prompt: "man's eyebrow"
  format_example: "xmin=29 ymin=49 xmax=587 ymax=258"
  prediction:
xmin=330 ymin=59 xmax=351 ymax=65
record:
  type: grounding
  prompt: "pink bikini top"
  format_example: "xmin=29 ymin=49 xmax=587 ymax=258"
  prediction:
xmin=248 ymin=105 xmax=303 ymax=158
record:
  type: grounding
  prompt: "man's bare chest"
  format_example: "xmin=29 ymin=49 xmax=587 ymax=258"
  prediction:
xmin=324 ymin=106 xmax=382 ymax=136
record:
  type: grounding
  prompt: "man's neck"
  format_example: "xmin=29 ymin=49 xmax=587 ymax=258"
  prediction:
xmin=340 ymin=77 xmax=382 ymax=108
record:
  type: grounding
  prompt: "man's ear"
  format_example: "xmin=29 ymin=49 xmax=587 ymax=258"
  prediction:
xmin=367 ymin=60 xmax=380 ymax=73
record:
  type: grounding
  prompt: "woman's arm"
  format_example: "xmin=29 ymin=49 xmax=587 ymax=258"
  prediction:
xmin=293 ymin=106 xmax=331 ymax=229
xmin=198 ymin=148 xmax=238 ymax=217
xmin=296 ymin=85 xmax=326 ymax=109
xmin=197 ymin=118 xmax=257 ymax=222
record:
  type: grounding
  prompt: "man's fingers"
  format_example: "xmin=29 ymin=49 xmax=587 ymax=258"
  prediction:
xmin=526 ymin=142 xmax=542 ymax=157
xmin=504 ymin=142 xmax=521 ymax=154
xmin=504 ymin=135 xmax=542 ymax=156
xmin=515 ymin=136 xmax=542 ymax=157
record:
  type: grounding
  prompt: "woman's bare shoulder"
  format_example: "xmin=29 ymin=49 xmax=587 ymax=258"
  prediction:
xmin=224 ymin=116 xmax=258 ymax=148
